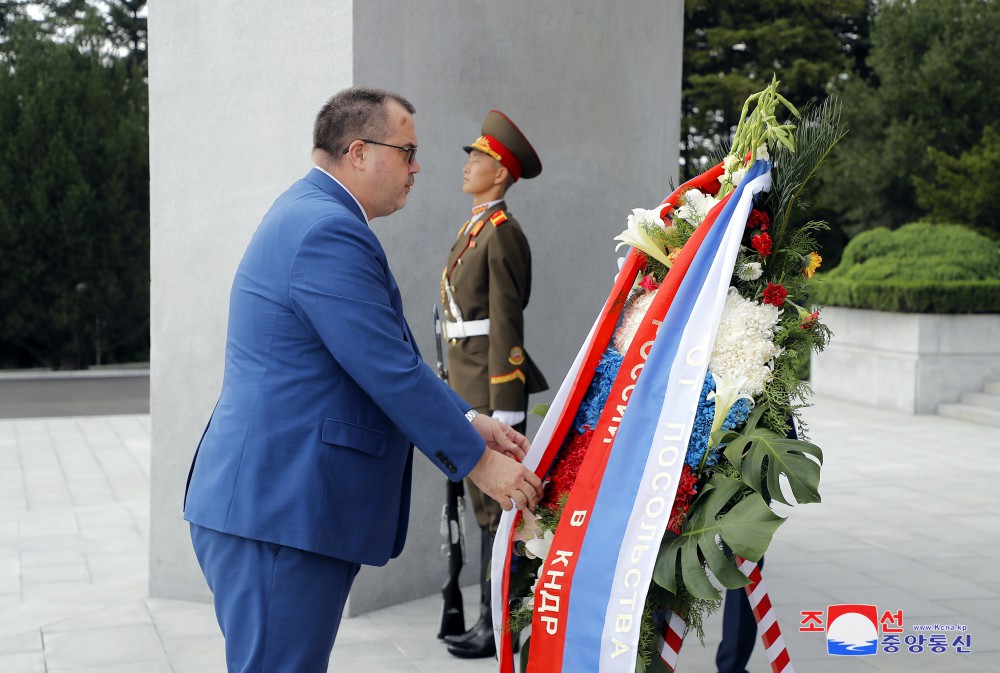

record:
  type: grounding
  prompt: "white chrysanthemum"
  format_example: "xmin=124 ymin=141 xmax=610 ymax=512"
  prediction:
xmin=613 ymin=289 xmax=657 ymax=354
xmin=710 ymin=288 xmax=782 ymax=395
xmin=736 ymin=261 xmax=763 ymax=281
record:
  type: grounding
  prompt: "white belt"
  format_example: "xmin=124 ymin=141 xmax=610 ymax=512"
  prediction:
xmin=444 ymin=319 xmax=490 ymax=340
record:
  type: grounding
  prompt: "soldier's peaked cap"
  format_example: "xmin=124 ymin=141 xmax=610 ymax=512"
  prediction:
xmin=463 ymin=110 xmax=542 ymax=182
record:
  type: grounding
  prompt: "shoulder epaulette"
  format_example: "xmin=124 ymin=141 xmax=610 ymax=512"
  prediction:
xmin=490 ymin=210 xmax=508 ymax=227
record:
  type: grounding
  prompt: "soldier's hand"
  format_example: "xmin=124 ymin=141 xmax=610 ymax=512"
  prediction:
xmin=467 ymin=449 xmax=543 ymax=512
xmin=471 ymin=413 xmax=530 ymax=462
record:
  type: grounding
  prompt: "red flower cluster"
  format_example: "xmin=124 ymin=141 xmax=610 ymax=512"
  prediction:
xmin=540 ymin=429 xmax=592 ymax=510
xmin=639 ymin=275 xmax=660 ymax=292
xmin=763 ymin=282 xmax=787 ymax=307
xmin=801 ymin=310 xmax=820 ymax=329
xmin=751 ymin=232 xmax=773 ymax=257
xmin=746 ymin=209 xmax=770 ymax=231
xmin=667 ymin=465 xmax=699 ymax=535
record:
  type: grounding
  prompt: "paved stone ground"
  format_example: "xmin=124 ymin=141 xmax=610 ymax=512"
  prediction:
xmin=0 ymin=397 xmax=998 ymax=672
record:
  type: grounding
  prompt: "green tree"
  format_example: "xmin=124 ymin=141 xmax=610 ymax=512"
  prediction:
xmin=681 ymin=0 xmax=871 ymax=178
xmin=915 ymin=126 xmax=1000 ymax=240
xmin=0 ymin=6 xmax=148 ymax=369
xmin=821 ymin=0 xmax=1000 ymax=235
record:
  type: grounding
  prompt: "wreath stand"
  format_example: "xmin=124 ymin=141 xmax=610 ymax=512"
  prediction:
xmin=656 ymin=557 xmax=794 ymax=673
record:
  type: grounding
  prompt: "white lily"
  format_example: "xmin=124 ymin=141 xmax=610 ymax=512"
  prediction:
xmin=524 ymin=578 xmax=540 ymax=609
xmin=706 ymin=371 xmax=755 ymax=437
xmin=614 ymin=208 xmax=673 ymax=268
xmin=514 ymin=508 xmax=542 ymax=544
xmin=675 ymin=189 xmax=719 ymax=225
xmin=525 ymin=530 xmax=555 ymax=561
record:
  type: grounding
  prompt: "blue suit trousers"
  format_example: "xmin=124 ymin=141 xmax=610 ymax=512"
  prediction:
xmin=191 ymin=524 xmax=361 ymax=673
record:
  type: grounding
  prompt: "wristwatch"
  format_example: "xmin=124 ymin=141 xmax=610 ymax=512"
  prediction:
xmin=465 ymin=409 xmax=479 ymax=422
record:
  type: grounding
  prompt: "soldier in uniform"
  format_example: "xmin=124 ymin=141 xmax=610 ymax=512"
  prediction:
xmin=440 ymin=110 xmax=548 ymax=659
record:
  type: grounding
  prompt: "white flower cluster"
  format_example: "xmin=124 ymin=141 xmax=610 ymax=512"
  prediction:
xmin=710 ymin=288 xmax=782 ymax=395
xmin=719 ymin=145 xmax=769 ymax=194
xmin=628 ymin=207 xmax=665 ymax=232
xmin=675 ymin=189 xmax=718 ymax=226
xmin=615 ymin=208 xmax=673 ymax=269
xmin=736 ymin=261 xmax=763 ymax=281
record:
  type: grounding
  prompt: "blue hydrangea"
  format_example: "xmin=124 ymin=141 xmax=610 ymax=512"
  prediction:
xmin=573 ymin=348 xmax=623 ymax=433
xmin=685 ymin=372 xmax=753 ymax=470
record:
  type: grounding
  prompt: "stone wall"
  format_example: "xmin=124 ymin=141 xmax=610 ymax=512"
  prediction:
xmin=811 ymin=307 xmax=1000 ymax=414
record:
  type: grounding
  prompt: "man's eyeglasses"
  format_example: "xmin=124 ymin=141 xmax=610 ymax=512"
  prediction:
xmin=342 ymin=139 xmax=417 ymax=165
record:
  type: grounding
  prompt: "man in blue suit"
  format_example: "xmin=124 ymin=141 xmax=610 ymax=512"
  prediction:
xmin=184 ymin=86 xmax=543 ymax=673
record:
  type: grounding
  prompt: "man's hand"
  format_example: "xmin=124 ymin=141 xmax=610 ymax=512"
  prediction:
xmin=471 ymin=413 xmax=530 ymax=462
xmin=467 ymin=449 xmax=543 ymax=512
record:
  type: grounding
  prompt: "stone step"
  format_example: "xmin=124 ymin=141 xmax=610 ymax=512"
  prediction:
xmin=937 ymin=403 xmax=1000 ymax=428
xmin=984 ymin=381 xmax=1000 ymax=395
xmin=960 ymin=392 xmax=1000 ymax=411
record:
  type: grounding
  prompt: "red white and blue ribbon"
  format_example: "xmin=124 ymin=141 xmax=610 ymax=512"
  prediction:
xmin=493 ymin=160 xmax=773 ymax=673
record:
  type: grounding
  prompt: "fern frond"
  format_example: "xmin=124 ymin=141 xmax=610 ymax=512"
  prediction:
xmin=769 ymin=97 xmax=848 ymax=250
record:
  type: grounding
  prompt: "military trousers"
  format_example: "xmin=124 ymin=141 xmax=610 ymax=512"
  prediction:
xmin=465 ymin=405 xmax=527 ymax=535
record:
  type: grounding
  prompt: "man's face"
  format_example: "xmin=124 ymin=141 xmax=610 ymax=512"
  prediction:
xmin=366 ymin=101 xmax=420 ymax=219
xmin=462 ymin=150 xmax=501 ymax=197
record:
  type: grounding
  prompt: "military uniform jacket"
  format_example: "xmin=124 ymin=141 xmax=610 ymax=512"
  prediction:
xmin=442 ymin=202 xmax=547 ymax=411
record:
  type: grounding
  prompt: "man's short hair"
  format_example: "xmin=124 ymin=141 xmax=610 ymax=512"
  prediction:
xmin=313 ymin=87 xmax=415 ymax=159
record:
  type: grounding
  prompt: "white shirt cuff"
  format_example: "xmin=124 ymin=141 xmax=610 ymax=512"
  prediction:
xmin=492 ymin=409 xmax=525 ymax=426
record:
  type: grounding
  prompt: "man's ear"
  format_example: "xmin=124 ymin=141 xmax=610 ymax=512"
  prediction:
xmin=494 ymin=164 xmax=510 ymax=187
xmin=344 ymin=139 xmax=367 ymax=167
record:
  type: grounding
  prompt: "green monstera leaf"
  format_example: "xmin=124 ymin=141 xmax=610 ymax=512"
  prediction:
xmin=529 ymin=403 xmax=550 ymax=418
xmin=652 ymin=475 xmax=784 ymax=601
xmin=718 ymin=403 xmax=823 ymax=506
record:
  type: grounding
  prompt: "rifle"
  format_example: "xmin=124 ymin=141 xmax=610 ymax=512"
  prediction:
xmin=434 ymin=305 xmax=467 ymax=638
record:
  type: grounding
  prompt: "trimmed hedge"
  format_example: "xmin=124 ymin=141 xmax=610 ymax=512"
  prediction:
xmin=813 ymin=279 xmax=1000 ymax=313
xmin=814 ymin=222 xmax=1000 ymax=313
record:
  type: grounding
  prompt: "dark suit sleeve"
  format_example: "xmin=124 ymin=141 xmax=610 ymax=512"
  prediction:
xmin=288 ymin=214 xmax=484 ymax=479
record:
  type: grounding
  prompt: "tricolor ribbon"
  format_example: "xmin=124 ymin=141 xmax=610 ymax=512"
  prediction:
xmin=493 ymin=160 xmax=772 ymax=673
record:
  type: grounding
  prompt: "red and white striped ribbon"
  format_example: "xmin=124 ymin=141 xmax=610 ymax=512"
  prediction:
xmin=657 ymin=611 xmax=685 ymax=671
xmin=736 ymin=556 xmax=794 ymax=673
xmin=655 ymin=558 xmax=794 ymax=673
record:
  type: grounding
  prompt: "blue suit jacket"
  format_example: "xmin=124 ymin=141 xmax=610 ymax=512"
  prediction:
xmin=184 ymin=169 xmax=485 ymax=566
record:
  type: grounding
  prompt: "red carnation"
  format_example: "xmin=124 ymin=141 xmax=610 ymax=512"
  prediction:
xmin=540 ymin=430 xmax=593 ymax=510
xmin=751 ymin=232 xmax=773 ymax=257
xmin=763 ymin=282 xmax=787 ymax=307
xmin=801 ymin=310 xmax=820 ymax=329
xmin=746 ymin=209 xmax=770 ymax=231
xmin=639 ymin=274 xmax=659 ymax=292
xmin=667 ymin=466 xmax=699 ymax=535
